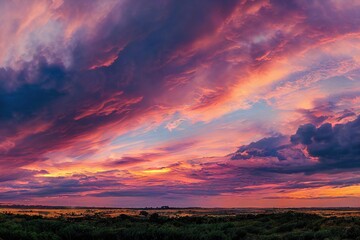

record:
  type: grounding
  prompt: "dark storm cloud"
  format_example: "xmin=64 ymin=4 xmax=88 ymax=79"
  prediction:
xmin=291 ymin=115 xmax=360 ymax=169
xmin=232 ymin=115 xmax=360 ymax=174
xmin=290 ymin=124 xmax=317 ymax=145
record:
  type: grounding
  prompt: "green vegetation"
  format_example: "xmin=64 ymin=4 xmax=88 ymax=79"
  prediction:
xmin=0 ymin=211 xmax=359 ymax=240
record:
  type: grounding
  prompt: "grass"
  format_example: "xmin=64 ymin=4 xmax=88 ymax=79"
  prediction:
xmin=0 ymin=211 xmax=359 ymax=239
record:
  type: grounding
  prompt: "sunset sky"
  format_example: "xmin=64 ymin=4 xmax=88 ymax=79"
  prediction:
xmin=0 ymin=0 xmax=360 ymax=207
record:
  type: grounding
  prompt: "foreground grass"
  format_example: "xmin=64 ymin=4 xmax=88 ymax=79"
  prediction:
xmin=0 ymin=211 xmax=359 ymax=240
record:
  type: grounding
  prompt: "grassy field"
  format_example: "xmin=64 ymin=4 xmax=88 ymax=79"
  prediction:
xmin=0 ymin=208 xmax=360 ymax=239
xmin=1 ymin=207 xmax=360 ymax=218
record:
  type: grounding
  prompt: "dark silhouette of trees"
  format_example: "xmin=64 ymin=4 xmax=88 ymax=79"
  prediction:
xmin=0 ymin=211 xmax=359 ymax=240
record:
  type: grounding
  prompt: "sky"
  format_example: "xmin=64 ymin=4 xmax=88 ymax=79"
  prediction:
xmin=0 ymin=0 xmax=360 ymax=208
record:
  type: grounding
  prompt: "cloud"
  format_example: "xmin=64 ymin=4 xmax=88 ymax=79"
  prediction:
xmin=232 ymin=135 xmax=293 ymax=160
xmin=291 ymin=115 xmax=360 ymax=169
xmin=104 ymin=157 xmax=148 ymax=167
xmin=0 ymin=0 xmax=241 ymax=169
xmin=291 ymin=124 xmax=317 ymax=145
xmin=0 ymin=169 xmax=47 ymax=183
xmin=230 ymin=115 xmax=360 ymax=175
